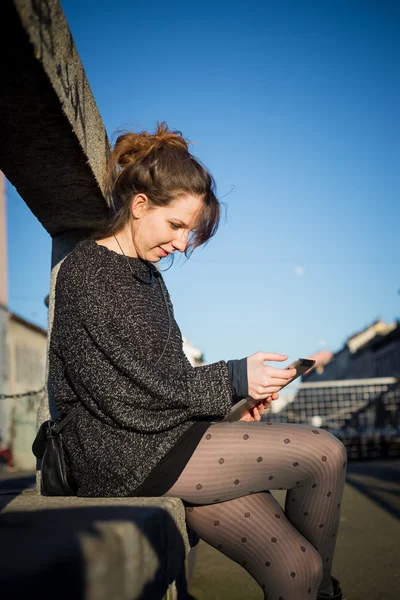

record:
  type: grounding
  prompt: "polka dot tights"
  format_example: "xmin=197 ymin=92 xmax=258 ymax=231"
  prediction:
xmin=163 ymin=421 xmax=347 ymax=600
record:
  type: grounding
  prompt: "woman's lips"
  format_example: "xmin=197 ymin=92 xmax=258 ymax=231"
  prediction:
xmin=158 ymin=247 xmax=168 ymax=257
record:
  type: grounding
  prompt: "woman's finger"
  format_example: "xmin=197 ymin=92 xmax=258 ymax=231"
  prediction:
xmin=252 ymin=406 xmax=261 ymax=421
xmin=263 ymin=377 xmax=294 ymax=388
xmin=258 ymin=353 xmax=288 ymax=362
xmin=257 ymin=385 xmax=282 ymax=395
xmin=265 ymin=367 xmax=297 ymax=380
xmin=260 ymin=393 xmax=278 ymax=408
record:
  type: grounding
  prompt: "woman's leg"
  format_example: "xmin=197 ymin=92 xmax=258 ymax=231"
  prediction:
xmin=185 ymin=491 xmax=324 ymax=600
xmin=163 ymin=421 xmax=347 ymax=599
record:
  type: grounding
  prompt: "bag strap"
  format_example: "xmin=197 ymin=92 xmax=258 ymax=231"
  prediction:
xmin=52 ymin=406 xmax=83 ymax=434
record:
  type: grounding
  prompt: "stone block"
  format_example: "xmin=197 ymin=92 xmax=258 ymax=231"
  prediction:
xmin=0 ymin=490 xmax=191 ymax=599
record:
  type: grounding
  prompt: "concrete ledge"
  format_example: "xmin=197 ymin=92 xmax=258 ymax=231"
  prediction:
xmin=0 ymin=0 xmax=110 ymax=234
xmin=0 ymin=490 xmax=192 ymax=600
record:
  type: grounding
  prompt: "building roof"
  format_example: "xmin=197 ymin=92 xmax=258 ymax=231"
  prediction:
xmin=9 ymin=311 xmax=47 ymax=337
xmin=363 ymin=321 xmax=400 ymax=352
xmin=346 ymin=319 xmax=396 ymax=353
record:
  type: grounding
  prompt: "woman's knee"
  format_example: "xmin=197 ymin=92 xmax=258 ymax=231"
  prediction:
xmin=292 ymin=545 xmax=324 ymax=590
xmin=309 ymin=548 xmax=324 ymax=588
xmin=322 ymin=431 xmax=348 ymax=469
xmin=277 ymin=545 xmax=323 ymax=595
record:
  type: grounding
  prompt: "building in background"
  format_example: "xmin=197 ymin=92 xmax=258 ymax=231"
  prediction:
xmin=0 ymin=172 xmax=10 ymax=467
xmin=303 ymin=319 xmax=399 ymax=382
xmin=182 ymin=337 xmax=204 ymax=366
xmin=0 ymin=173 xmax=47 ymax=469
xmin=0 ymin=173 xmax=8 ymax=441
xmin=266 ymin=319 xmax=400 ymax=459
xmin=0 ymin=311 xmax=47 ymax=469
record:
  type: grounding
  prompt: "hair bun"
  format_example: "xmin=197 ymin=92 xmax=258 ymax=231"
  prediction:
xmin=113 ymin=122 xmax=190 ymax=169
xmin=151 ymin=122 xmax=189 ymax=153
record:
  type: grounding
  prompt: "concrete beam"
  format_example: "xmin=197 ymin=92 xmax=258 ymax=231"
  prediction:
xmin=0 ymin=0 xmax=110 ymax=235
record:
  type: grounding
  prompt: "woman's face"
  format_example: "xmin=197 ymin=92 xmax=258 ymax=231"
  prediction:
xmin=131 ymin=193 xmax=203 ymax=262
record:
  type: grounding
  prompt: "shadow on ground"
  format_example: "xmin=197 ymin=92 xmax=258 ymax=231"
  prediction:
xmin=346 ymin=460 xmax=400 ymax=519
xmin=0 ymin=471 xmax=36 ymax=494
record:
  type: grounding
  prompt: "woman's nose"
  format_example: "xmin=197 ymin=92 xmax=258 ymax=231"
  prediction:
xmin=172 ymin=233 xmax=187 ymax=253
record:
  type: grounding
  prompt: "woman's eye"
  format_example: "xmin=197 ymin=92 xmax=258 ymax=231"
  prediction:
xmin=169 ymin=222 xmax=180 ymax=230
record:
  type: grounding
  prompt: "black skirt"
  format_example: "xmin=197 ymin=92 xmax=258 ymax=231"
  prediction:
xmin=134 ymin=421 xmax=212 ymax=497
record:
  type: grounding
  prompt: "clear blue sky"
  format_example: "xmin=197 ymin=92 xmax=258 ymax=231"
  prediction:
xmin=5 ymin=0 xmax=399 ymax=373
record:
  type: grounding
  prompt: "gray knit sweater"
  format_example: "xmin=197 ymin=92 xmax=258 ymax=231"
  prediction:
xmin=49 ymin=239 xmax=233 ymax=497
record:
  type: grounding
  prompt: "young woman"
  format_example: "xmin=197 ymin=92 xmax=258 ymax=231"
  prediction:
xmin=50 ymin=123 xmax=346 ymax=600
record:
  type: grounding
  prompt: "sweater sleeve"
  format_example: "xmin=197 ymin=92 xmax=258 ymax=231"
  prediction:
xmin=56 ymin=262 xmax=233 ymax=433
xmin=226 ymin=358 xmax=248 ymax=403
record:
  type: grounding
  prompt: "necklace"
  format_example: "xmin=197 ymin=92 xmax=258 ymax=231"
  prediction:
xmin=114 ymin=235 xmax=154 ymax=285
xmin=114 ymin=235 xmax=171 ymax=365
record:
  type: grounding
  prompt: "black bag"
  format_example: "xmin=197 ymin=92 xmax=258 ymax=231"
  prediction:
xmin=32 ymin=407 xmax=81 ymax=496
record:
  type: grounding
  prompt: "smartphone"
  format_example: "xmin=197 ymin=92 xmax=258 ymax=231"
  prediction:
xmin=279 ymin=358 xmax=316 ymax=391
xmin=222 ymin=357 xmax=316 ymax=423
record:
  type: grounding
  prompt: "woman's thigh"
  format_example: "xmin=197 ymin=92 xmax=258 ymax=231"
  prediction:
xmin=164 ymin=421 xmax=347 ymax=504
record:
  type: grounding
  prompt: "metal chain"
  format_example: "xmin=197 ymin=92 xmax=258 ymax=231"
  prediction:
xmin=0 ymin=387 xmax=46 ymax=400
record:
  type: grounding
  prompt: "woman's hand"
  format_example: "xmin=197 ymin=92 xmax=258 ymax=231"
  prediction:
xmin=247 ymin=352 xmax=296 ymax=401
xmin=239 ymin=392 xmax=279 ymax=422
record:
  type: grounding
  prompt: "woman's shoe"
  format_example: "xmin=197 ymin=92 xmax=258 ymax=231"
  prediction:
xmin=317 ymin=576 xmax=343 ymax=599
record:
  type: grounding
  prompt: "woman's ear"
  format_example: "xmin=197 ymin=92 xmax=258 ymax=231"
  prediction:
xmin=131 ymin=193 xmax=148 ymax=219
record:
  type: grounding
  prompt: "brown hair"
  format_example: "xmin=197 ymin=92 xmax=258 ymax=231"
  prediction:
xmin=94 ymin=122 xmax=221 ymax=257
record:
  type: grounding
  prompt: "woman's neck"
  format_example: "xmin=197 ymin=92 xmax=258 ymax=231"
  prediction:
xmin=96 ymin=228 xmax=138 ymax=258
